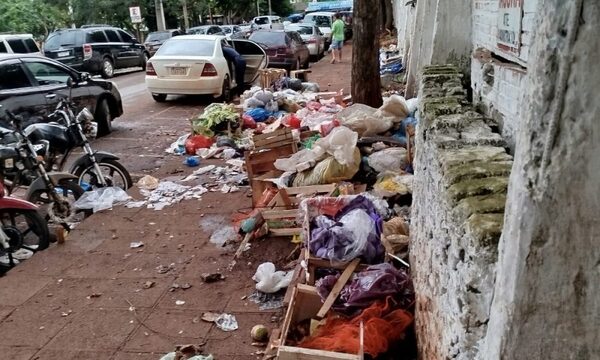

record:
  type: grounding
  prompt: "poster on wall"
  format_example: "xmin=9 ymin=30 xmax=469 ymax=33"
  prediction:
xmin=497 ymin=0 xmax=523 ymax=56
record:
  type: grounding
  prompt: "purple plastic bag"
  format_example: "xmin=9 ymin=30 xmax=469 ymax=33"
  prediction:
xmin=316 ymin=263 xmax=414 ymax=313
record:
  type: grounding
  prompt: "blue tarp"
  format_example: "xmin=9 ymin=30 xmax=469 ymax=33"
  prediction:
xmin=306 ymin=0 xmax=353 ymax=12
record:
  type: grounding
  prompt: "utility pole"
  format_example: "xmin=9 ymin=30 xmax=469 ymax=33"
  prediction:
xmin=182 ymin=0 xmax=189 ymax=30
xmin=268 ymin=0 xmax=272 ymax=15
xmin=154 ymin=0 xmax=166 ymax=31
xmin=256 ymin=0 xmax=260 ymax=17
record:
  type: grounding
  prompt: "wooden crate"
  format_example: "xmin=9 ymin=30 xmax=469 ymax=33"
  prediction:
xmin=277 ymin=284 xmax=363 ymax=360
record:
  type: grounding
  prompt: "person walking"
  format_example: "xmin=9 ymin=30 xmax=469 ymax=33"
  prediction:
xmin=330 ymin=13 xmax=345 ymax=64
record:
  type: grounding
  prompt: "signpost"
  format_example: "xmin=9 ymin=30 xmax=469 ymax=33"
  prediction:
xmin=129 ymin=6 xmax=142 ymax=23
xmin=496 ymin=0 xmax=523 ymax=56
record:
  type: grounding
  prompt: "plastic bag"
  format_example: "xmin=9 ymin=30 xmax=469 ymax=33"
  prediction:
xmin=254 ymin=89 xmax=274 ymax=104
xmin=281 ymin=113 xmax=301 ymax=129
xmin=373 ymin=173 xmax=413 ymax=197
xmin=367 ymin=148 xmax=408 ymax=173
xmin=137 ymin=175 xmax=159 ymax=190
xmin=245 ymin=108 xmax=271 ymax=122
xmin=243 ymin=97 xmax=265 ymax=110
xmin=253 ymin=262 xmax=294 ymax=293
xmin=165 ymin=133 xmax=189 ymax=154
xmin=215 ymin=313 xmax=239 ymax=331
xmin=405 ymin=97 xmax=418 ymax=115
xmin=337 ymin=103 xmax=393 ymax=137
xmin=376 ymin=94 xmax=409 ymax=119
xmin=74 ymin=187 xmax=130 ymax=213
xmin=160 ymin=353 xmax=213 ymax=360
xmin=292 ymin=149 xmax=360 ymax=186
xmin=301 ymin=82 xmax=321 ymax=92
xmin=264 ymin=99 xmax=279 ymax=113
xmin=185 ymin=134 xmax=214 ymax=154
xmin=242 ymin=114 xmax=257 ymax=129
xmin=313 ymin=126 xmax=358 ymax=166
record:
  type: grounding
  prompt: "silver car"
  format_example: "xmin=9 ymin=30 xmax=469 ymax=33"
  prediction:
xmin=285 ymin=24 xmax=325 ymax=59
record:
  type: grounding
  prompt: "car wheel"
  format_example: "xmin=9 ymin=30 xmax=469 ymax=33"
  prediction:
xmin=141 ymin=52 xmax=149 ymax=70
xmin=95 ymin=99 xmax=113 ymax=136
xmin=219 ymin=75 xmax=232 ymax=102
xmin=101 ymin=57 xmax=114 ymax=79
xmin=152 ymin=94 xmax=167 ymax=102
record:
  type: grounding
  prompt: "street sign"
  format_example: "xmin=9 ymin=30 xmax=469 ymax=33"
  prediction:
xmin=129 ymin=6 xmax=142 ymax=24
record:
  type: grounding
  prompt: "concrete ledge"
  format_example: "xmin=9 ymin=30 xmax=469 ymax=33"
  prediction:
xmin=411 ymin=64 xmax=513 ymax=359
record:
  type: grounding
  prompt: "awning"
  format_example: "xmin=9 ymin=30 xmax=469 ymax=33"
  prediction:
xmin=306 ymin=0 xmax=353 ymax=12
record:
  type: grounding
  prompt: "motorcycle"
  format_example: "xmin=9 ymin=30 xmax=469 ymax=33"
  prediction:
xmin=0 ymin=109 xmax=86 ymax=228
xmin=26 ymin=79 xmax=132 ymax=191
xmin=0 ymin=180 xmax=50 ymax=274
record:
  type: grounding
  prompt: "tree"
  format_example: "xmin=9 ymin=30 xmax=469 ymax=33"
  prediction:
xmin=0 ymin=0 xmax=69 ymax=38
xmin=351 ymin=0 xmax=383 ymax=107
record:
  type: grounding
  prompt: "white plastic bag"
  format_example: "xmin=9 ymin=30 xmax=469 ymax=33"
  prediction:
xmin=336 ymin=103 xmax=393 ymax=136
xmin=368 ymin=147 xmax=408 ymax=173
xmin=253 ymin=262 xmax=293 ymax=293
xmin=376 ymin=94 xmax=409 ymax=119
xmin=74 ymin=187 xmax=131 ymax=213
xmin=313 ymin=126 xmax=358 ymax=166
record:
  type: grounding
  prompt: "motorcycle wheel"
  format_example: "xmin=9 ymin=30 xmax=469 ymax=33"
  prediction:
xmin=74 ymin=159 xmax=133 ymax=190
xmin=0 ymin=209 xmax=50 ymax=259
xmin=28 ymin=180 xmax=89 ymax=225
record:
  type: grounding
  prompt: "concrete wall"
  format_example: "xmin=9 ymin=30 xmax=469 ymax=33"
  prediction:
xmin=480 ymin=0 xmax=600 ymax=358
xmin=405 ymin=0 xmax=472 ymax=97
xmin=470 ymin=0 xmax=538 ymax=152
xmin=411 ymin=65 xmax=512 ymax=359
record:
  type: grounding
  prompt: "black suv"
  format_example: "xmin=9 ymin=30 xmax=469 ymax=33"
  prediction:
xmin=44 ymin=26 xmax=149 ymax=79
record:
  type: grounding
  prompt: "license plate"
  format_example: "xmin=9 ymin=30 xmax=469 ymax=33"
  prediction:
xmin=57 ymin=51 xmax=70 ymax=57
xmin=170 ymin=67 xmax=186 ymax=75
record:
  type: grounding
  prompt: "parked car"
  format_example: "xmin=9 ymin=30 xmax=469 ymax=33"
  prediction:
xmin=285 ymin=24 xmax=325 ymax=59
xmin=239 ymin=23 xmax=258 ymax=34
xmin=187 ymin=25 xmax=225 ymax=35
xmin=249 ymin=30 xmax=310 ymax=70
xmin=252 ymin=16 xmax=285 ymax=30
xmin=303 ymin=12 xmax=335 ymax=47
xmin=0 ymin=34 xmax=41 ymax=54
xmin=145 ymin=35 xmax=268 ymax=102
xmin=220 ymin=25 xmax=244 ymax=39
xmin=0 ymin=54 xmax=123 ymax=135
xmin=144 ymin=29 xmax=183 ymax=57
xmin=43 ymin=26 xmax=149 ymax=79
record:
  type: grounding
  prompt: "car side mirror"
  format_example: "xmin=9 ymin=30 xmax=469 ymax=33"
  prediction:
xmin=67 ymin=77 xmax=74 ymax=88
xmin=79 ymin=72 xmax=90 ymax=82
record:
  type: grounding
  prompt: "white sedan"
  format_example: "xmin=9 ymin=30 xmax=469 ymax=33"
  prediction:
xmin=145 ymin=35 xmax=268 ymax=102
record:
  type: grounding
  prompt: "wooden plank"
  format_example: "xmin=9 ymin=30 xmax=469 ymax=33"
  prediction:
xmin=278 ymin=346 xmax=360 ymax=360
xmin=261 ymin=209 xmax=299 ymax=219
xmin=286 ymin=184 xmax=337 ymax=195
xmin=270 ymin=228 xmax=302 ymax=237
xmin=315 ymin=258 xmax=361 ymax=320
xmin=279 ymin=188 xmax=293 ymax=209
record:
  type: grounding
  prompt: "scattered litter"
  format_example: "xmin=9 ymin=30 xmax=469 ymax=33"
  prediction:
xmin=130 ymin=181 xmax=209 ymax=211
xmin=170 ymin=282 xmax=192 ymax=292
xmin=252 ymin=262 xmax=293 ymax=294
xmin=156 ymin=264 xmax=175 ymax=274
xmin=175 ymin=300 xmax=186 ymax=306
xmin=201 ymin=273 xmax=225 ymax=283
xmin=201 ymin=312 xmax=221 ymax=322
xmin=129 ymin=241 xmax=144 ymax=249
xmin=248 ymin=291 xmax=285 ymax=310
xmin=215 ymin=313 xmax=239 ymax=331
xmin=209 ymin=226 xmax=238 ymax=247
xmin=165 ymin=133 xmax=190 ymax=155
xmin=60 ymin=310 xmax=72 ymax=317
xmin=142 ymin=281 xmax=156 ymax=289
xmin=160 ymin=344 xmax=213 ymax=360
xmin=74 ymin=187 xmax=130 ymax=213
xmin=184 ymin=156 xmax=201 ymax=167
xmin=87 ymin=293 xmax=102 ymax=299
xmin=136 ymin=175 xmax=160 ymax=190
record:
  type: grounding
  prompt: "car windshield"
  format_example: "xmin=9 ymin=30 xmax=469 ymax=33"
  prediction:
xmin=155 ymin=38 xmax=215 ymax=56
xmin=250 ymin=32 xmax=286 ymax=47
xmin=222 ymin=27 xmax=232 ymax=34
xmin=254 ymin=17 xmax=269 ymax=25
xmin=45 ymin=31 xmax=82 ymax=49
xmin=146 ymin=32 xmax=171 ymax=42
xmin=287 ymin=26 xmax=313 ymax=35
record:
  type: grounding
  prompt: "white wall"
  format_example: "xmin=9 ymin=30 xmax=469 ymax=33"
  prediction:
xmin=471 ymin=0 xmax=539 ymax=152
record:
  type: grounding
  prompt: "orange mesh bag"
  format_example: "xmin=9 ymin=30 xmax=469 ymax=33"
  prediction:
xmin=299 ymin=297 xmax=413 ymax=356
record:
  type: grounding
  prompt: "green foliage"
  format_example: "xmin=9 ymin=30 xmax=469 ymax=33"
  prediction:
xmin=0 ymin=0 xmax=69 ymax=38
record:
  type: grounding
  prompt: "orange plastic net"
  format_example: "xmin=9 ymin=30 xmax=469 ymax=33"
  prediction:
xmin=299 ymin=297 xmax=413 ymax=356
